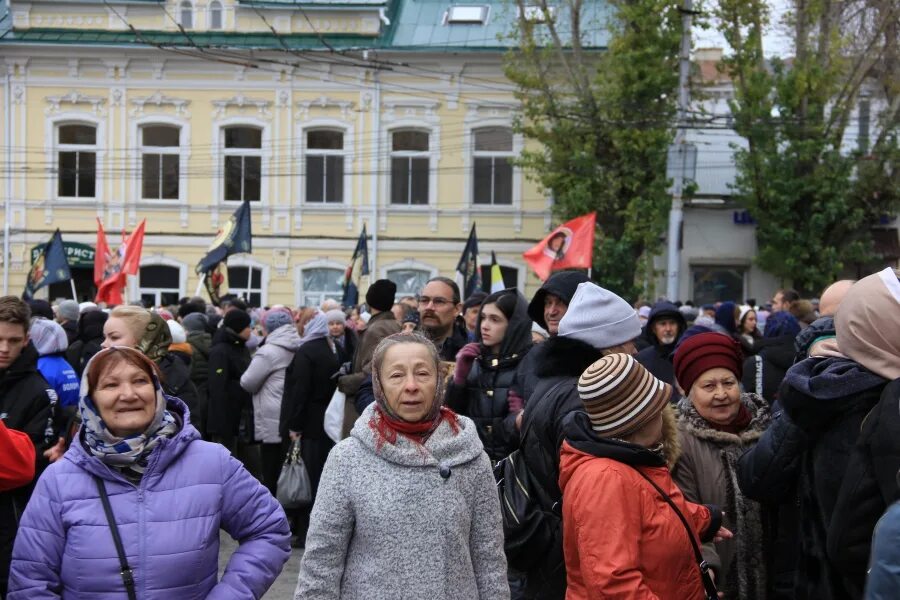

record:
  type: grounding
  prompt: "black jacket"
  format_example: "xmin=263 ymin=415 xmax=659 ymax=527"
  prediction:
xmin=281 ymin=337 xmax=341 ymax=441
xmin=0 ymin=343 xmax=56 ymax=595
xmin=634 ymin=302 xmax=685 ymax=402
xmin=519 ymin=335 xmax=605 ymax=600
xmin=158 ymin=352 xmax=200 ymax=423
xmin=826 ymin=378 xmax=900 ymax=587
xmin=741 ymin=334 xmax=796 ymax=403
xmin=779 ymin=357 xmax=888 ymax=600
xmin=205 ymin=327 xmax=251 ymax=438
xmin=64 ymin=310 xmax=107 ymax=379
xmin=449 ymin=290 xmax=532 ymax=462
xmin=60 ymin=319 xmax=78 ymax=346
xmin=434 ymin=319 xmax=469 ymax=362
xmin=737 ymin=401 xmax=808 ymax=599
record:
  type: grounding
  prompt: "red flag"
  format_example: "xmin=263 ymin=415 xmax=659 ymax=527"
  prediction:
xmin=121 ymin=219 xmax=145 ymax=276
xmin=94 ymin=218 xmax=109 ymax=289
xmin=95 ymin=219 xmax=146 ymax=306
xmin=522 ymin=213 xmax=596 ymax=281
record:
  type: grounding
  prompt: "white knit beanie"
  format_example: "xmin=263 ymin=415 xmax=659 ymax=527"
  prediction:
xmin=558 ymin=282 xmax=641 ymax=350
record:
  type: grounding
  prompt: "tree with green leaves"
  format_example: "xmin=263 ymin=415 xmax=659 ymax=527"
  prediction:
xmin=716 ymin=0 xmax=899 ymax=294
xmin=506 ymin=0 xmax=683 ymax=301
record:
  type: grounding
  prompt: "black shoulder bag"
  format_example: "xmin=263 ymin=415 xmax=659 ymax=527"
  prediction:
xmin=631 ymin=468 xmax=719 ymax=600
xmin=94 ymin=477 xmax=138 ymax=600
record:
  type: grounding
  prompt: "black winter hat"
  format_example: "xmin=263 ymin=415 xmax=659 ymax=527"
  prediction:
xmin=27 ymin=299 xmax=54 ymax=320
xmin=527 ymin=271 xmax=591 ymax=329
xmin=223 ymin=309 xmax=251 ymax=333
xmin=462 ymin=291 xmax=488 ymax=312
xmin=365 ymin=279 xmax=397 ymax=313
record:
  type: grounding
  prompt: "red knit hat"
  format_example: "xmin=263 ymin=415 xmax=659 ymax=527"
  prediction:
xmin=673 ymin=332 xmax=743 ymax=394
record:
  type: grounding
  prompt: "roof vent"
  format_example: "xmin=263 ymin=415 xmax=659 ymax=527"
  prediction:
xmin=446 ymin=5 xmax=489 ymax=24
xmin=519 ymin=5 xmax=556 ymax=22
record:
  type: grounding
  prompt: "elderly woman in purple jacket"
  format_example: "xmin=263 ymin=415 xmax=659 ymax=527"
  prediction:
xmin=7 ymin=346 xmax=291 ymax=599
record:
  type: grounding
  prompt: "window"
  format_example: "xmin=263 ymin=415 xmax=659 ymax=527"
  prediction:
xmin=390 ymin=130 xmax=429 ymax=205
xmin=691 ymin=265 xmax=745 ymax=306
xmin=305 ymin=130 xmax=344 ymax=203
xmin=139 ymin=265 xmax=181 ymax=307
xmin=57 ymin=124 xmax=97 ymax=198
xmin=180 ymin=1 xmax=193 ymax=29
xmin=223 ymin=126 xmax=262 ymax=202
xmin=386 ymin=268 xmax=431 ymax=298
xmin=301 ymin=267 xmax=344 ymax=307
xmin=209 ymin=0 xmax=223 ymax=29
xmin=228 ymin=265 xmax=263 ymax=307
xmin=447 ymin=5 xmax=488 ymax=23
xmin=473 ymin=127 xmax=513 ymax=205
xmin=141 ymin=125 xmax=180 ymax=200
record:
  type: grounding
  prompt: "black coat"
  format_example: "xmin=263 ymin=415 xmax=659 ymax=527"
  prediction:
xmin=60 ymin=319 xmax=78 ymax=346
xmin=519 ymin=335 xmax=605 ymax=600
xmin=0 ymin=343 xmax=56 ymax=595
xmin=205 ymin=327 xmax=251 ymax=438
xmin=634 ymin=302 xmax=685 ymax=403
xmin=64 ymin=310 xmax=107 ymax=378
xmin=280 ymin=337 xmax=341 ymax=441
xmin=779 ymin=357 xmax=888 ymax=600
xmin=449 ymin=290 xmax=532 ymax=462
xmin=737 ymin=401 xmax=808 ymax=599
xmin=158 ymin=352 xmax=200 ymax=423
xmin=827 ymin=378 xmax=900 ymax=585
xmin=741 ymin=334 xmax=796 ymax=403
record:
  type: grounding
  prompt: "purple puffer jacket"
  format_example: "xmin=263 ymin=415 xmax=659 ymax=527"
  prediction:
xmin=7 ymin=397 xmax=291 ymax=599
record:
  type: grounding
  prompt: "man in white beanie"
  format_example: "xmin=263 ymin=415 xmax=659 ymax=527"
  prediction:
xmin=515 ymin=281 xmax=642 ymax=600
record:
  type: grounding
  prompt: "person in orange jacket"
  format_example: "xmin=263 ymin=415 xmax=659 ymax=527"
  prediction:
xmin=559 ymin=353 xmax=732 ymax=599
xmin=0 ymin=421 xmax=35 ymax=493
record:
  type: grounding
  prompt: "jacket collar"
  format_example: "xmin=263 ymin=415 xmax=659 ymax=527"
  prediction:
xmin=0 ymin=342 xmax=40 ymax=387
xmin=534 ymin=336 xmax=605 ymax=378
xmin=676 ymin=393 xmax=770 ymax=445
xmin=562 ymin=410 xmax=667 ymax=468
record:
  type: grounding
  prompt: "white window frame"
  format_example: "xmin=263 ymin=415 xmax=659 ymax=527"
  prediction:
xmin=471 ymin=126 xmax=515 ymax=206
xmin=217 ymin=120 xmax=267 ymax=204
xmin=295 ymin=260 xmax=346 ymax=307
xmin=134 ymin=255 xmax=187 ymax=307
xmin=301 ymin=123 xmax=350 ymax=205
xmin=464 ymin=120 xmax=522 ymax=211
xmin=130 ymin=115 xmax=190 ymax=206
xmin=227 ymin=255 xmax=269 ymax=307
xmin=388 ymin=126 xmax=434 ymax=207
xmin=208 ymin=0 xmax=223 ymax=30
xmin=54 ymin=120 xmax=100 ymax=201
xmin=380 ymin=259 xmax=439 ymax=298
xmin=179 ymin=0 xmax=194 ymax=29
xmin=139 ymin=123 xmax=183 ymax=202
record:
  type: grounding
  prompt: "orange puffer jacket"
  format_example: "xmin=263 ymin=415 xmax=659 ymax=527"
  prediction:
xmin=560 ymin=439 xmax=713 ymax=599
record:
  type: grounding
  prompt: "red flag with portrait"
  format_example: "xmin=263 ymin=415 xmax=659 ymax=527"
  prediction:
xmin=95 ymin=219 xmax=146 ymax=306
xmin=522 ymin=213 xmax=596 ymax=281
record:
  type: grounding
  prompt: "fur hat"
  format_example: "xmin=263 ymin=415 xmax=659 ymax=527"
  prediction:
xmin=365 ymin=279 xmax=397 ymax=313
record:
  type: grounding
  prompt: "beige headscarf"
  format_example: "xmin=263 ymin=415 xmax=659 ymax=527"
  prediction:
xmin=836 ymin=267 xmax=900 ymax=380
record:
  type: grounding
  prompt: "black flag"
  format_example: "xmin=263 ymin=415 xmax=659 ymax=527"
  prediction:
xmin=196 ymin=200 xmax=252 ymax=274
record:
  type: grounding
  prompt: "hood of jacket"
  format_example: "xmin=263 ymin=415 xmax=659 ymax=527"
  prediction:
xmin=715 ymin=301 xmax=738 ymax=334
xmin=212 ymin=325 xmax=247 ymax=348
xmin=29 ymin=318 xmax=69 ymax=355
xmin=534 ymin=335 xmax=606 ymax=379
xmin=77 ymin=310 xmax=108 ymax=343
xmin=758 ymin=335 xmax=797 ymax=370
xmin=477 ymin=289 xmax=533 ymax=363
xmin=265 ymin=322 xmax=303 ymax=351
xmin=676 ymin=392 xmax=770 ymax=445
xmin=64 ymin=395 xmax=200 ymax=482
xmin=186 ymin=329 xmax=211 ymax=355
xmin=645 ymin=301 xmax=687 ymax=351
xmin=794 ymin=315 xmax=835 ymax=359
xmin=526 ymin=271 xmax=591 ymax=329
xmin=349 ymin=402 xmax=485 ymax=470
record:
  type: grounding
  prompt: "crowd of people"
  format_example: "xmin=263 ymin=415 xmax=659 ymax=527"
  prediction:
xmin=0 ymin=266 xmax=898 ymax=599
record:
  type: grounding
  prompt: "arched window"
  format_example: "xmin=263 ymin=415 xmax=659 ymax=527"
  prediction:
xmin=223 ymin=126 xmax=262 ymax=202
xmin=180 ymin=1 xmax=193 ymax=29
xmin=228 ymin=265 xmax=264 ymax=307
xmin=208 ymin=0 xmax=223 ymax=30
xmin=386 ymin=268 xmax=431 ymax=298
xmin=305 ymin=129 xmax=345 ymax=203
xmin=390 ymin=129 xmax=429 ymax=205
xmin=140 ymin=125 xmax=181 ymax=200
xmin=472 ymin=127 xmax=513 ymax=205
xmin=139 ymin=265 xmax=181 ymax=307
xmin=300 ymin=267 xmax=344 ymax=307
xmin=57 ymin=124 xmax=97 ymax=198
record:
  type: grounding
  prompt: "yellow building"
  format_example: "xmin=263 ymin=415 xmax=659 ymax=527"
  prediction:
xmin=0 ymin=0 xmax=607 ymax=307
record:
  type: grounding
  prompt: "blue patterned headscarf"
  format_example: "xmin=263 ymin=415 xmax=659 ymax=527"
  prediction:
xmin=79 ymin=347 xmax=179 ymax=474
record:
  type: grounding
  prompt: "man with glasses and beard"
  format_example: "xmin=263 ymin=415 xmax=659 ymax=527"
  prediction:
xmin=417 ymin=277 xmax=468 ymax=362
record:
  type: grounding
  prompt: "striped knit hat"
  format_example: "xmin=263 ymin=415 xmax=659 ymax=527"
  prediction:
xmin=577 ymin=353 xmax=672 ymax=438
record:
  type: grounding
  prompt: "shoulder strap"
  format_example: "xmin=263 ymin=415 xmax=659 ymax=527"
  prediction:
xmin=631 ymin=467 xmax=705 ymax=563
xmin=94 ymin=477 xmax=137 ymax=600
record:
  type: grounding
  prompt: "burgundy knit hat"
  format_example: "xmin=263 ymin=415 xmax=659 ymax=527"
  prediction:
xmin=673 ymin=332 xmax=743 ymax=394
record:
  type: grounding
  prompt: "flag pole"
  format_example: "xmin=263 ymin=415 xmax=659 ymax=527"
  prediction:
xmin=195 ymin=272 xmax=206 ymax=297
xmin=70 ymin=279 xmax=77 ymax=301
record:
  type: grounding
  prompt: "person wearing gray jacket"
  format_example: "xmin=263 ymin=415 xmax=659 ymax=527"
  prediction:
xmin=295 ymin=333 xmax=509 ymax=600
xmin=240 ymin=308 xmax=302 ymax=495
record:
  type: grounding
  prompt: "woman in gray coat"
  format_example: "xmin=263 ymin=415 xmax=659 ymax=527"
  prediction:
xmin=295 ymin=332 xmax=509 ymax=600
xmin=240 ymin=307 xmax=302 ymax=495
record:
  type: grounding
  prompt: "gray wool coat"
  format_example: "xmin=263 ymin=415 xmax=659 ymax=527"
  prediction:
xmin=240 ymin=323 xmax=303 ymax=444
xmin=295 ymin=403 xmax=510 ymax=600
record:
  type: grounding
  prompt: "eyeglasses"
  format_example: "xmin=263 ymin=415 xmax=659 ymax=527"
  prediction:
xmin=417 ymin=295 xmax=455 ymax=308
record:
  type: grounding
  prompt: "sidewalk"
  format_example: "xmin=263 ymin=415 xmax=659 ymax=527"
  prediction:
xmin=218 ymin=531 xmax=303 ymax=598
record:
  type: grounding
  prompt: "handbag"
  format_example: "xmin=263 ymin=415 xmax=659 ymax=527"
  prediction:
xmin=631 ymin=467 xmax=719 ymax=600
xmin=276 ymin=439 xmax=313 ymax=509
xmin=323 ymin=388 xmax=345 ymax=444
xmin=94 ymin=477 xmax=137 ymax=600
